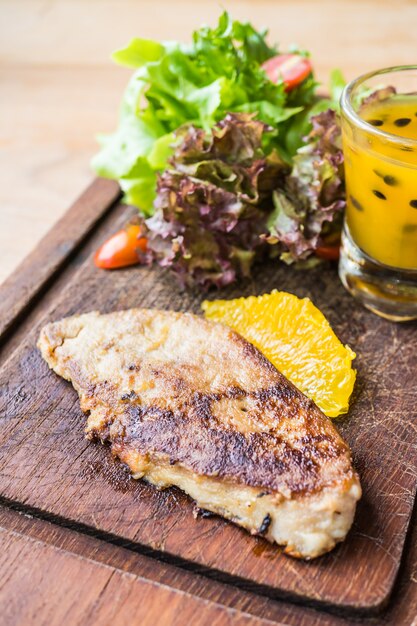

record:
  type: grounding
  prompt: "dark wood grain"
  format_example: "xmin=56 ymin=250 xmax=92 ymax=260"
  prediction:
xmin=0 ymin=181 xmax=416 ymax=616
xmin=0 ymin=178 xmax=120 ymax=342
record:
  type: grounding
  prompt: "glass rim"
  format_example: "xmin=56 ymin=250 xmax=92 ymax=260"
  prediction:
xmin=340 ymin=64 xmax=417 ymax=147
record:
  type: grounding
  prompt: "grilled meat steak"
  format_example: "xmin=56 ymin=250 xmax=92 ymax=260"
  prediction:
xmin=38 ymin=309 xmax=361 ymax=559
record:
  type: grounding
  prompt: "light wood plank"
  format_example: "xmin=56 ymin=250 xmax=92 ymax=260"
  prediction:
xmin=2 ymin=0 xmax=417 ymax=75
xmin=2 ymin=504 xmax=417 ymax=626
xmin=0 ymin=525 xmax=273 ymax=626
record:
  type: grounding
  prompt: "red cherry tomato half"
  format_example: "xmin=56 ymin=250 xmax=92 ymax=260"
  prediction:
xmin=262 ymin=54 xmax=313 ymax=92
xmin=315 ymin=244 xmax=340 ymax=261
xmin=94 ymin=224 xmax=148 ymax=269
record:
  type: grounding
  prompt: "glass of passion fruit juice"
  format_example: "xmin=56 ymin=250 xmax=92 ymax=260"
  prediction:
xmin=339 ymin=66 xmax=417 ymax=321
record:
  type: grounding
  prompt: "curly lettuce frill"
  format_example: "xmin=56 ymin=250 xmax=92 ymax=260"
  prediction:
xmin=145 ymin=110 xmax=345 ymax=288
xmin=265 ymin=109 xmax=345 ymax=263
xmin=145 ymin=113 xmax=288 ymax=288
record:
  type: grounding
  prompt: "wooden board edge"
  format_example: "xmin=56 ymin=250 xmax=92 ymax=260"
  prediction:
xmin=1 ymin=499 xmax=417 ymax=626
xmin=0 ymin=181 xmax=414 ymax=618
xmin=0 ymin=507 xmax=278 ymax=626
xmin=0 ymin=177 xmax=120 ymax=342
xmin=0 ymin=494 xmax=391 ymax=617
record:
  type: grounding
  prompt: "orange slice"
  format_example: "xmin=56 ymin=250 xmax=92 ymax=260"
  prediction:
xmin=202 ymin=290 xmax=356 ymax=418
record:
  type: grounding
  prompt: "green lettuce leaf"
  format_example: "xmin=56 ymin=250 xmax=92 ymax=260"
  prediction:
xmin=92 ymin=12 xmax=318 ymax=214
xmin=283 ymin=70 xmax=346 ymax=156
xmin=112 ymin=38 xmax=165 ymax=68
xmin=329 ymin=68 xmax=346 ymax=107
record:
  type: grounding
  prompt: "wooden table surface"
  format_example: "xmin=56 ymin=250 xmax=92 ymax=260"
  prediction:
xmin=1 ymin=0 xmax=417 ymax=285
xmin=1 ymin=2 xmax=417 ymax=625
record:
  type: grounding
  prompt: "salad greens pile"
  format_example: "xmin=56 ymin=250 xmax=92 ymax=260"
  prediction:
xmin=93 ymin=12 xmax=318 ymax=214
xmin=145 ymin=113 xmax=287 ymax=288
xmin=93 ymin=12 xmax=347 ymax=288
xmin=265 ymin=109 xmax=345 ymax=264
xmin=145 ymin=111 xmax=344 ymax=287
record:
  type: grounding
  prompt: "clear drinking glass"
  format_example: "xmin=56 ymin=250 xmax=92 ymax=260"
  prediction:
xmin=339 ymin=66 xmax=417 ymax=321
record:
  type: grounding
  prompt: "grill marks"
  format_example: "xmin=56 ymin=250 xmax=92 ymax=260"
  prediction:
xmin=38 ymin=309 xmax=356 ymax=503
xmin=107 ymin=380 xmax=346 ymax=496
xmin=258 ymin=514 xmax=272 ymax=534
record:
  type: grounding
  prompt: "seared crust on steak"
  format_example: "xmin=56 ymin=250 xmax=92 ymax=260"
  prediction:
xmin=38 ymin=309 xmax=361 ymax=558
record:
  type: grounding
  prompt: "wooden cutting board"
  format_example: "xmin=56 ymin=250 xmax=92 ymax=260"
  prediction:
xmin=0 ymin=179 xmax=416 ymax=617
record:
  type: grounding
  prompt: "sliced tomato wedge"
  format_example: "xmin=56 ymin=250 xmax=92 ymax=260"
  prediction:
xmin=94 ymin=224 xmax=148 ymax=269
xmin=315 ymin=244 xmax=340 ymax=261
xmin=262 ymin=54 xmax=312 ymax=92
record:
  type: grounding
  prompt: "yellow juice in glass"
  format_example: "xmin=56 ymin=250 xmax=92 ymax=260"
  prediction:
xmin=342 ymin=96 xmax=417 ymax=270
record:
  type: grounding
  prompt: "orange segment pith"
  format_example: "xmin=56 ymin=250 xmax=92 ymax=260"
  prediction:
xmin=202 ymin=290 xmax=356 ymax=418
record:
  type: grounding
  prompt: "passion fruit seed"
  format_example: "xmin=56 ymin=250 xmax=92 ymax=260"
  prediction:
xmin=409 ymin=199 xmax=417 ymax=208
xmin=374 ymin=171 xmax=398 ymax=186
xmin=383 ymin=175 xmax=398 ymax=186
xmin=350 ymin=195 xmax=364 ymax=211
xmin=403 ymin=223 xmax=417 ymax=233
xmin=372 ymin=190 xmax=386 ymax=200
xmin=394 ymin=118 xmax=411 ymax=127
xmin=369 ymin=119 xmax=383 ymax=127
